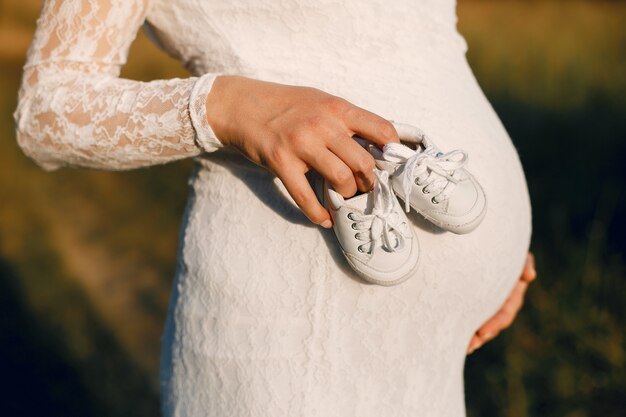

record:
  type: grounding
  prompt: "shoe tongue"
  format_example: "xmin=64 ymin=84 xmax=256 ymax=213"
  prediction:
xmin=382 ymin=142 xmax=428 ymax=163
xmin=383 ymin=142 xmax=413 ymax=157
xmin=344 ymin=192 xmax=376 ymax=214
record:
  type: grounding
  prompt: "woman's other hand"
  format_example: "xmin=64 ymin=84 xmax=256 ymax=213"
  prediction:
xmin=204 ymin=75 xmax=400 ymax=228
xmin=467 ymin=252 xmax=537 ymax=354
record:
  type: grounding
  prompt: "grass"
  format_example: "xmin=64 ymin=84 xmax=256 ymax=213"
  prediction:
xmin=0 ymin=1 xmax=624 ymax=416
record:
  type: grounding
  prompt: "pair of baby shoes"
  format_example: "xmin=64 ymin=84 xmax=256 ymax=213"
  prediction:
xmin=320 ymin=122 xmax=487 ymax=286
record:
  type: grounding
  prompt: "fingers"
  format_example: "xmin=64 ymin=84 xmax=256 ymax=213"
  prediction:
xmin=343 ymin=106 xmax=400 ymax=146
xmin=327 ymin=135 xmax=377 ymax=192
xmin=467 ymin=334 xmax=482 ymax=354
xmin=483 ymin=283 xmax=526 ymax=332
xmin=467 ymin=279 xmax=531 ymax=355
xmin=392 ymin=121 xmax=427 ymax=144
xmin=294 ymin=125 xmax=376 ymax=196
xmin=521 ymin=252 xmax=537 ymax=282
xmin=252 ymin=92 xmax=404 ymax=225
xmin=303 ymin=147 xmax=358 ymax=198
xmin=276 ymin=163 xmax=332 ymax=228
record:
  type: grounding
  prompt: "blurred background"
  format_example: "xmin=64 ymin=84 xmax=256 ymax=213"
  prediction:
xmin=1 ymin=0 xmax=624 ymax=416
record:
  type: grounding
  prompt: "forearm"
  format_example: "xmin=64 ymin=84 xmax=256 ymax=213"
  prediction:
xmin=14 ymin=66 xmax=222 ymax=171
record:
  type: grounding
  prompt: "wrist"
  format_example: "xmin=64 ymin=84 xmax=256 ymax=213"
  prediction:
xmin=205 ymin=75 xmax=247 ymax=147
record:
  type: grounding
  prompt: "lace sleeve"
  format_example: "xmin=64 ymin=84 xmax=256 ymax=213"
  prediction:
xmin=13 ymin=0 xmax=223 ymax=171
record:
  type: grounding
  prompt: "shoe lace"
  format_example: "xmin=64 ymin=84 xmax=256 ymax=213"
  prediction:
xmin=382 ymin=142 xmax=468 ymax=212
xmin=349 ymin=169 xmax=406 ymax=255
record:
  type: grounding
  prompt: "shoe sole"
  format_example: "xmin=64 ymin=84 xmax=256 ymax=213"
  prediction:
xmin=342 ymin=248 xmax=420 ymax=286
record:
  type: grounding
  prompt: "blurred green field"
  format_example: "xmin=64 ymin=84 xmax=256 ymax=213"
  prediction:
xmin=0 ymin=1 xmax=624 ymax=416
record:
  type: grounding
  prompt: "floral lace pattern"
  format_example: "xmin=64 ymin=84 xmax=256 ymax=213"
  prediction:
xmin=14 ymin=0 xmax=222 ymax=171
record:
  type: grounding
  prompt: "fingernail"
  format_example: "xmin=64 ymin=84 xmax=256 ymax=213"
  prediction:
xmin=320 ymin=219 xmax=332 ymax=229
xmin=468 ymin=342 xmax=482 ymax=354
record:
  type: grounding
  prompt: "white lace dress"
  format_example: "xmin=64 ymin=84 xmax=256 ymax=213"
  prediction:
xmin=14 ymin=0 xmax=532 ymax=416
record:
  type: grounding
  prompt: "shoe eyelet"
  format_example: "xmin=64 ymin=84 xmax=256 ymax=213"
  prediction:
xmin=357 ymin=245 xmax=365 ymax=253
xmin=431 ymin=197 xmax=439 ymax=204
xmin=351 ymin=223 xmax=357 ymax=230
xmin=422 ymin=187 xmax=430 ymax=194
xmin=348 ymin=212 xmax=355 ymax=220
xmin=354 ymin=233 xmax=360 ymax=239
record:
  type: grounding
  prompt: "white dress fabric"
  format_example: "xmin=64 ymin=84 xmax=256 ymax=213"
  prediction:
xmin=14 ymin=1 xmax=532 ymax=416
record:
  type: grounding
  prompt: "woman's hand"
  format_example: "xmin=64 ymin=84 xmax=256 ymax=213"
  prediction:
xmin=204 ymin=75 xmax=400 ymax=228
xmin=467 ymin=252 xmax=537 ymax=354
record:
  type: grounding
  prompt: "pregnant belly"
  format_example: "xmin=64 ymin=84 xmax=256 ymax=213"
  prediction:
xmin=189 ymin=102 xmax=531 ymax=338
xmin=242 ymin=52 xmax=533 ymax=322
xmin=166 ymin=136 xmax=528 ymax=417
xmin=180 ymin=53 xmax=531 ymax=364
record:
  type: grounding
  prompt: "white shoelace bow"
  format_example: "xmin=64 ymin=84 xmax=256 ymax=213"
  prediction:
xmin=382 ymin=142 xmax=468 ymax=212
xmin=350 ymin=169 xmax=405 ymax=255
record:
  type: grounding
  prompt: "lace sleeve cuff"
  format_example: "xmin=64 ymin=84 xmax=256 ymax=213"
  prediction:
xmin=189 ymin=73 xmax=224 ymax=153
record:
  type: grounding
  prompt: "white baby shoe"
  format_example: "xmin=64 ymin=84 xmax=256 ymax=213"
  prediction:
xmin=367 ymin=123 xmax=487 ymax=234
xmin=319 ymin=168 xmax=420 ymax=286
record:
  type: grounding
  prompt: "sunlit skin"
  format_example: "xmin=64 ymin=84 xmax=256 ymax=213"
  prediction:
xmin=205 ymin=75 xmax=401 ymax=228
xmin=467 ymin=252 xmax=537 ymax=354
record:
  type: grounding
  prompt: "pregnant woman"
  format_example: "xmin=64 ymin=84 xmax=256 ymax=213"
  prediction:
xmin=14 ymin=0 xmax=533 ymax=415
